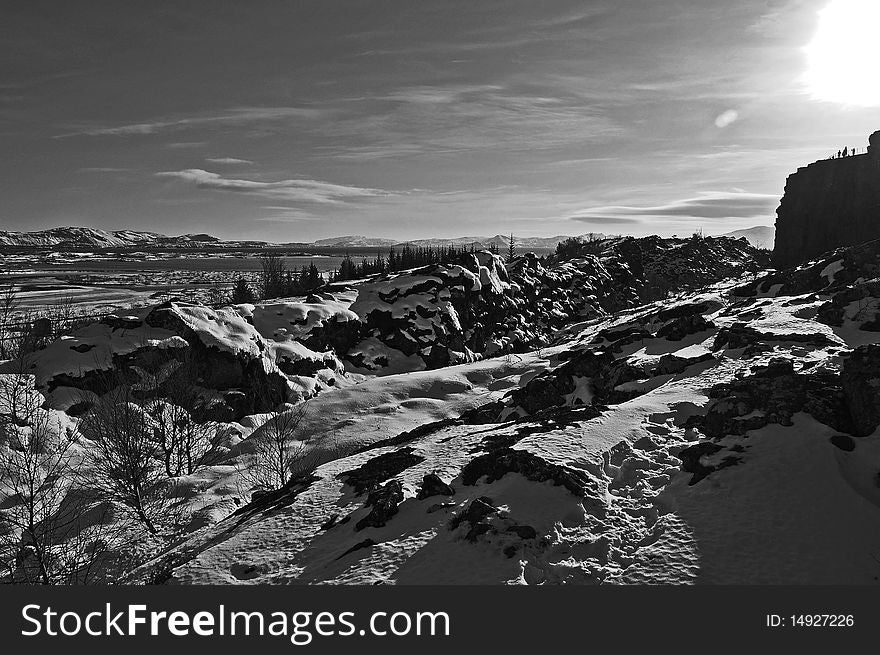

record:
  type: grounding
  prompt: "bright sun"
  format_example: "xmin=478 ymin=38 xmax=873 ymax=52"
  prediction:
xmin=804 ymin=0 xmax=880 ymax=106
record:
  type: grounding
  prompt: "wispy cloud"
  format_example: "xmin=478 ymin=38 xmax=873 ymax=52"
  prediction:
xmin=56 ymin=106 xmax=326 ymax=138
xmin=205 ymin=157 xmax=253 ymax=165
xmin=568 ymin=192 xmax=779 ymax=223
xmin=318 ymin=83 xmax=621 ymax=160
xmin=77 ymin=167 xmax=130 ymax=173
xmin=155 ymin=169 xmax=391 ymax=204
xmin=164 ymin=142 xmax=206 ymax=149
xmin=566 ymin=213 xmax=643 ymax=225
xmin=256 ymin=207 xmax=321 ymax=222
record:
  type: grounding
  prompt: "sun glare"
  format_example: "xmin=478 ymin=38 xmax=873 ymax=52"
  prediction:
xmin=804 ymin=0 xmax=880 ymax=106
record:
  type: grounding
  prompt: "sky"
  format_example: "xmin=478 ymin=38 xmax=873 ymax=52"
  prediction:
xmin=2 ymin=0 xmax=880 ymax=242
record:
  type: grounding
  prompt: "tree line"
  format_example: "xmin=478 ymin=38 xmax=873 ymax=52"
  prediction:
xmin=244 ymin=241 xmax=509 ymax=302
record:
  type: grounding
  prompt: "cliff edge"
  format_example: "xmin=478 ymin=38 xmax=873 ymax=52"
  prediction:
xmin=773 ymin=130 xmax=880 ymax=268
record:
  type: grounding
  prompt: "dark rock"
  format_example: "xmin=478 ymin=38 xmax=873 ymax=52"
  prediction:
xmin=713 ymin=323 xmax=837 ymax=351
xmin=417 ymin=472 xmax=455 ymax=500
xmin=842 ymin=344 xmax=880 ymax=437
xmin=656 ymin=314 xmax=714 ymax=341
xmin=678 ymin=442 xmax=724 ymax=484
xmin=450 ymin=496 xmax=503 ymax=541
xmin=450 ymin=496 xmax=499 ymax=529
xmin=461 ymin=448 xmax=605 ymax=508
xmin=655 ymin=352 xmax=715 ymax=375
xmin=338 ymin=447 xmax=425 ymax=495
xmin=506 ymin=525 xmax=538 ymax=539
xmin=830 ymin=435 xmax=855 ymax=452
xmin=697 ymin=358 xmax=853 ymax=438
xmin=774 ymin=130 xmax=880 ymax=268
xmin=355 ymin=480 xmax=404 ymax=531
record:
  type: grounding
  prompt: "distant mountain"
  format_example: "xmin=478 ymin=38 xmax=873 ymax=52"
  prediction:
xmin=0 ymin=227 xmax=599 ymax=251
xmin=721 ymin=225 xmax=774 ymax=249
xmin=0 ymin=227 xmax=163 ymax=248
xmin=312 ymin=234 xmax=581 ymax=249
xmin=313 ymin=235 xmax=399 ymax=247
xmin=0 ymin=227 xmax=261 ymax=249
xmin=401 ymin=234 xmax=590 ymax=249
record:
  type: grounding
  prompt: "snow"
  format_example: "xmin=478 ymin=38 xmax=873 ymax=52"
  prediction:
xmin=820 ymin=258 xmax=845 ymax=284
xmin=657 ymin=415 xmax=880 ymax=583
xmin=8 ymin=235 xmax=880 ymax=586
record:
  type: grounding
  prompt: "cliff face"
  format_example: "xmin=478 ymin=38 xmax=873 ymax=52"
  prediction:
xmin=773 ymin=130 xmax=880 ymax=269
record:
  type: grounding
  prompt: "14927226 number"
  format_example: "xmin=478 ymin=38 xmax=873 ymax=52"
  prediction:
xmin=791 ymin=614 xmax=854 ymax=627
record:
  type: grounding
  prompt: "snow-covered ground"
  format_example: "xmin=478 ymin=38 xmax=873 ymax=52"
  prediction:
xmin=4 ymin=236 xmax=880 ymax=585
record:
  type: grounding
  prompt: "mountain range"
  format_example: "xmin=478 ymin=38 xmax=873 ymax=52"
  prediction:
xmin=0 ymin=226 xmax=775 ymax=250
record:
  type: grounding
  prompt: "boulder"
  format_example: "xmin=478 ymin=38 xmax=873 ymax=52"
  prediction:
xmin=842 ymin=344 xmax=880 ymax=437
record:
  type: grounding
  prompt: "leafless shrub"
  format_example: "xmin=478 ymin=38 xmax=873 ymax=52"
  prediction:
xmin=0 ymin=284 xmax=19 ymax=360
xmin=81 ymin=385 xmax=182 ymax=535
xmin=131 ymin=353 xmax=218 ymax=478
xmin=0 ymin=373 xmax=120 ymax=584
xmin=235 ymin=401 xmax=311 ymax=499
xmin=148 ymin=393 xmax=216 ymax=478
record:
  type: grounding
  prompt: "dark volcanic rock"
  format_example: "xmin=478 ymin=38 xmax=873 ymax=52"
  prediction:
xmin=713 ymin=323 xmax=837 ymax=351
xmin=450 ymin=496 xmax=503 ymax=541
xmin=678 ymin=442 xmax=725 ymax=485
xmin=830 ymin=435 xmax=855 ymax=452
xmin=355 ymin=480 xmax=404 ymax=531
xmin=696 ymin=357 xmax=853 ymax=438
xmin=774 ymin=131 xmax=880 ymax=268
xmin=656 ymin=314 xmax=714 ymax=341
xmin=841 ymin=344 xmax=880 ymax=437
xmin=461 ymin=447 xmax=605 ymax=511
xmin=417 ymin=472 xmax=455 ymax=500
xmin=338 ymin=448 xmax=425 ymax=495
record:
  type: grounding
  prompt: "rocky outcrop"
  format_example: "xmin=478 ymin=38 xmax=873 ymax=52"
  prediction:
xmin=17 ymin=236 xmax=763 ymax=423
xmin=842 ymin=344 xmax=880 ymax=437
xmin=773 ymin=130 xmax=880 ymax=268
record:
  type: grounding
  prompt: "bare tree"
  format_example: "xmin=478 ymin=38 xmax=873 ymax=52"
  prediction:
xmin=131 ymin=351 xmax=217 ymax=479
xmin=0 ymin=284 xmax=19 ymax=360
xmin=236 ymin=401 xmax=310 ymax=498
xmin=81 ymin=386 xmax=179 ymax=535
xmin=259 ymin=253 xmax=286 ymax=300
xmin=0 ymin=373 xmax=116 ymax=584
xmin=148 ymin=372 xmax=217 ymax=478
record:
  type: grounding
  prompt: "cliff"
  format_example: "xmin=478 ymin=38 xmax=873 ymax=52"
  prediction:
xmin=773 ymin=130 xmax=880 ymax=268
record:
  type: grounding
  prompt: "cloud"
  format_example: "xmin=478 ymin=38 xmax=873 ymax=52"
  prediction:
xmin=319 ymin=83 xmax=622 ymax=160
xmin=714 ymin=109 xmax=739 ymax=128
xmin=566 ymin=213 xmax=644 ymax=225
xmin=205 ymin=157 xmax=253 ymax=165
xmin=56 ymin=107 xmax=326 ymax=137
xmin=568 ymin=192 xmax=779 ymax=223
xmin=164 ymin=142 xmax=206 ymax=149
xmin=155 ymin=169 xmax=390 ymax=204
xmin=255 ymin=207 xmax=321 ymax=222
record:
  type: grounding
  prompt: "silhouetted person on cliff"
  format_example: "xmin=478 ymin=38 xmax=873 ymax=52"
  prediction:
xmin=837 ymin=150 xmax=842 ymax=158
xmin=843 ymin=146 xmax=849 ymax=157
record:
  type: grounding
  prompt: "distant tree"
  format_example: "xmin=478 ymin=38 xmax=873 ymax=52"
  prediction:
xmin=230 ymin=278 xmax=256 ymax=304
xmin=507 ymin=233 xmax=516 ymax=263
xmin=258 ymin=253 xmax=286 ymax=299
